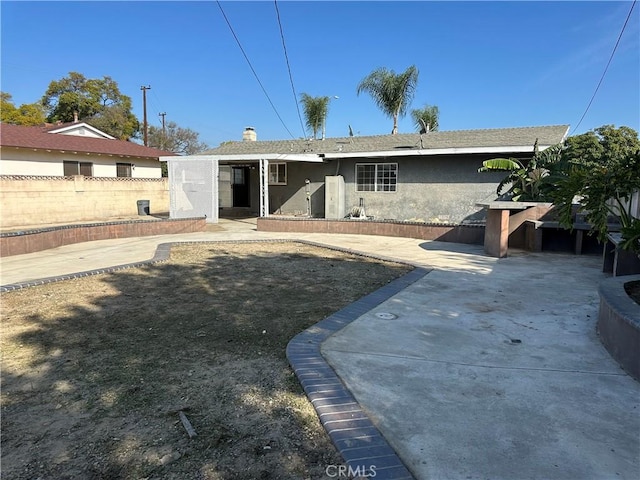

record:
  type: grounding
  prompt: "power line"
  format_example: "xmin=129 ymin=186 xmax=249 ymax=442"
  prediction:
xmin=571 ymin=0 xmax=637 ymax=134
xmin=149 ymin=90 xmax=167 ymax=126
xmin=216 ymin=1 xmax=296 ymax=139
xmin=274 ymin=0 xmax=306 ymax=138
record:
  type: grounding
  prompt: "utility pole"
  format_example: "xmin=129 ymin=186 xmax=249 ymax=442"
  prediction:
xmin=159 ymin=112 xmax=167 ymax=150
xmin=141 ymin=85 xmax=151 ymax=146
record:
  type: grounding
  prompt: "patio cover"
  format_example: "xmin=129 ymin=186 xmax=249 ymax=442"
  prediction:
xmin=161 ymin=153 xmax=323 ymax=222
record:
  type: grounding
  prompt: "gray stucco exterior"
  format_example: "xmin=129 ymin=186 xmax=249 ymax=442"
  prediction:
xmin=261 ymin=153 xmax=512 ymax=223
xmin=178 ymin=125 xmax=570 ymax=223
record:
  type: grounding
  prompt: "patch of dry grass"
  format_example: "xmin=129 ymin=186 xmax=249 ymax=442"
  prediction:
xmin=1 ymin=242 xmax=412 ymax=479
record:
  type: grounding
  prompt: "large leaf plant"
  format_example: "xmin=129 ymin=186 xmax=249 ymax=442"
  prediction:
xmin=478 ymin=141 xmax=563 ymax=201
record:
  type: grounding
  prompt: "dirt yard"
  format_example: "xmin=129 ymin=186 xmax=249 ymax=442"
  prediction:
xmin=1 ymin=241 xmax=411 ymax=480
xmin=626 ymin=280 xmax=640 ymax=305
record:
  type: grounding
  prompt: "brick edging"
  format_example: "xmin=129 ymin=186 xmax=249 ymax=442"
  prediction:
xmin=287 ymin=267 xmax=430 ymax=480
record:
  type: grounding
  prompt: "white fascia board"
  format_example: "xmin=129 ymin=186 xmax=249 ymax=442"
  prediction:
xmin=162 ymin=153 xmax=323 ymax=163
xmin=161 ymin=154 xmax=220 ymax=163
xmin=321 ymin=145 xmax=554 ymax=159
xmin=48 ymin=122 xmax=116 ymax=139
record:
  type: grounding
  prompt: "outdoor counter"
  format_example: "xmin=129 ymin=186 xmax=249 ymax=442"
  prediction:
xmin=476 ymin=201 xmax=553 ymax=258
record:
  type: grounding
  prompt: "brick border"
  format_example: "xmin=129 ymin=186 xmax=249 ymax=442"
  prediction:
xmin=287 ymin=267 xmax=429 ymax=480
xmin=0 ymin=243 xmax=175 ymax=292
xmin=0 ymin=239 xmax=429 ymax=479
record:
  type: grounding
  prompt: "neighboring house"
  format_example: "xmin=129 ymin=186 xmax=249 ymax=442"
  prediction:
xmin=0 ymin=122 xmax=175 ymax=178
xmin=163 ymin=125 xmax=569 ymax=224
xmin=0 ymin=122 xmax=177 ymax=227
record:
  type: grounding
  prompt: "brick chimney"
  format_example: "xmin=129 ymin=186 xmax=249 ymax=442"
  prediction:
xmin=73 ymin=111 xmax=79 ymax=123
xmin=242 ymin=126 xmax=257 ymax=142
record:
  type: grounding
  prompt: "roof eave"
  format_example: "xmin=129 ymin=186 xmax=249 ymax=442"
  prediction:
xmin=161 ymin=153 xmax=323 ymax=163
xmin=321 ymin=144 xmax=556 ymax=159
xmin=1 ymin=144 xmax=162 ymax=160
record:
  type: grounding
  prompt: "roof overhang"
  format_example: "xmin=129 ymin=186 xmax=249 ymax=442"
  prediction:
xmin=161 ymin=153 xmax=324 ymax=163
xmin=1 ymin=144 xmax=158 ymax=160
xmin=321 ymin=144 xmax=556 ymax=159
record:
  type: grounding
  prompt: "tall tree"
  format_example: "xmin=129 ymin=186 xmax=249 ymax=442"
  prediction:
xmin=299 ymin=93 xmax=330 ymax=140
xmin=41 ymin=72 xmax=139 ymax=139
xmin=411 ymin=104 xmax=439 ymax=133
xmin=147 ymin=121 xmax=210 ymax=155
xmin=356 ymin=65 xmax=419 ymax=134
xmin=1 ymin=92 xmax=46 ymax=125
xmin=89 ymin=104 xmax=140 ymax=141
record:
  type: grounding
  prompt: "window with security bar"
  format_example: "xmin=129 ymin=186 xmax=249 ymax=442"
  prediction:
xmin=356 ymin=163 xmax=397 ymax=192
xmin=116 ymin=163 xmax=133 ymax=178
xmin=63 ymin=161 xmax=93 ymax=176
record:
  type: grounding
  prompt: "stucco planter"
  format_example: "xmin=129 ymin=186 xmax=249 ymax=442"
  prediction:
xmin=597 ymin=274 xmax=640 ymax=381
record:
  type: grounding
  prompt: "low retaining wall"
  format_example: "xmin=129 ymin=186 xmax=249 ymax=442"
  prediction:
xmin=0 ymin=217 xmax=207 ymax=257
xmin=257 ymin=217 xmax=485 ymax=244
xmin=597 ymin=275 xmax=640 ymax=382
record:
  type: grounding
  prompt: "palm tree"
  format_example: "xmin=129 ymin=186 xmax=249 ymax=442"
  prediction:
xmin=356 ymin=65 xmax=419 ymax=134
xmin=411 ymin=104 xmax=439 ymax=133
xmin=299 ymin=93 xmax=330 ymax=140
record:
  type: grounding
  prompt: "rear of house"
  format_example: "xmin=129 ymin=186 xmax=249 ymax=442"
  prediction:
xmin=165 ymin=125 xmax=569 ymax=224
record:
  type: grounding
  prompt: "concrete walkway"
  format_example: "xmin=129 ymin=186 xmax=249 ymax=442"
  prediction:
xmin=1 ymin=218 xmax=638 ymax=479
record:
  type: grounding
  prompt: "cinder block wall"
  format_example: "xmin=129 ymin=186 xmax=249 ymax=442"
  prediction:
xmin=0 ymin=175 xmax=169 ymax=227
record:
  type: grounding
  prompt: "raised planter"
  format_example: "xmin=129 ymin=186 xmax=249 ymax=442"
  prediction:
xmin=0 ymin=217 xmax=206 ymax=257
xmin=597 ymin=274 xmax=640 ymax=381
xmin=257 ymin=217 xmax=485 ymax=244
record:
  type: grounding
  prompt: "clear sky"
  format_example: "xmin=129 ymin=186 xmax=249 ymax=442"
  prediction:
xmin=1 ymin=1 xmax=638 ymax=148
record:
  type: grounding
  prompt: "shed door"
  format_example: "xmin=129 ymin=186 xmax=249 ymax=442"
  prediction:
xmin=232 ymin=167 xmax=250 ymax=207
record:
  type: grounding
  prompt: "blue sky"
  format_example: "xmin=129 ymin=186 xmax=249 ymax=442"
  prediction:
xmin=1 ymin=1 xmax=638 ymax=148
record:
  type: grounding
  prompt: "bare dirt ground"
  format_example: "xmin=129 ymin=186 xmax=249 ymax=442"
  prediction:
xmin=626 ymin=280 xmax=640 ymax=305
xmin=1 ymin=242 xmax=411 ymax=480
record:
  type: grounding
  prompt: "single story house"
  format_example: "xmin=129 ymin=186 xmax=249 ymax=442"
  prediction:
xmin=1 ymin=122 xmax=177 ymax=227
xmin=0 ymin=122 xmax=175 ymax=178
xmin=162 ymin=125 xmax=569 ymax=224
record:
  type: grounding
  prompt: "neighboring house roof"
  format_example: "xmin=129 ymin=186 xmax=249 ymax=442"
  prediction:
xmin=199 ymin=125 xmax=570 ymax=161
xmin=0 ymin=123 xmax=177 ymax=159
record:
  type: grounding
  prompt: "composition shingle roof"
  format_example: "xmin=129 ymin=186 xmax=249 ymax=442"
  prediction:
xmin=0 ymin=123 xmax=176 ymax=159
xmin=202 ymin=125 xmax=570 ymax=156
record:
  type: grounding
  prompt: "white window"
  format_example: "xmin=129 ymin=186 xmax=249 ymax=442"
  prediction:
xmin=269 ymin=162 xmax=287 ymax=185
xmin=356 ymin=163 xmax=397 ymax=192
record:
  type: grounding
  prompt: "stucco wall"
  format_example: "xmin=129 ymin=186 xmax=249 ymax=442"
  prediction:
xmin=269 ymin=154 xmax=507 ymax=223
xmin=269 ymin=162 xmax=334 ymax=217
xmin=0 ymin=148 xmax=162 ymax=178
xmin=0 ymin=175 xmax=169 ymax=228
xmin=348 ymin=155 xmax=508 ymax=223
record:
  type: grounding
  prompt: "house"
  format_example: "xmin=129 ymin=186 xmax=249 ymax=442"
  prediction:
xmin=163 ymin=125 xmax=569 ymax=224
xmin=0 ymin=122 xmax=174 ymax=178
xmin=0 ymin=123 xmax=176 ymax=227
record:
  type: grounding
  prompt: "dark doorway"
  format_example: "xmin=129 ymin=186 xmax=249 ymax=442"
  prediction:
xmin=232 ymin=167 xmax=250 ymax=207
